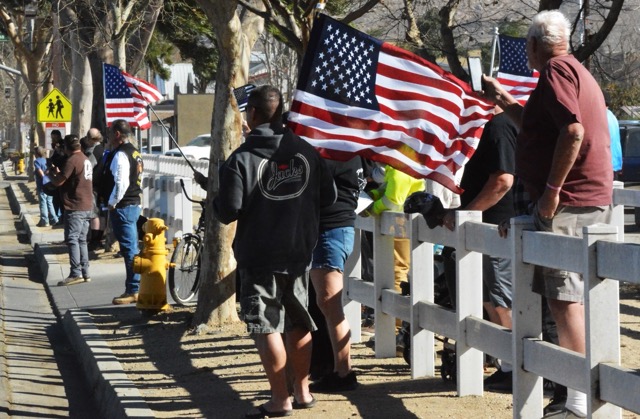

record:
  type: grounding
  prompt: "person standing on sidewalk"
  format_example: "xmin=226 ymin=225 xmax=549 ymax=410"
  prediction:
xmin=81 ymin=129 xmax=106 ymax=250
xmin=98 ymin=119 xmax=144 ymax=305
xmin=214 ymin=85 xmax=336 ymax=418
xmin=482 ymin=10 xmax=613 ymax=418
xmin=49 ymin=130 xmax=67 ymax=221
xmin=48 ymin=135 xmax=93 ymax=286
xmin=308 ymin=156 xmax=367 ymax=392
xmin=441 ymin=106 xmax=517 ymax=392
xmin=34 ymin=146 xmax=59 ymax=227
xmin=367 ymin=164 xmax=425 ymax=354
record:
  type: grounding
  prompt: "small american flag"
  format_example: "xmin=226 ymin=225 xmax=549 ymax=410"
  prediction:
xmin=103 ymin=63 xmax=163 ymax=130
xmin=289 ymin=14 xmax=494 ymax=193
xmin=496 ymin=35 xmax=539 ymax=105
xmin=233 ymin=84 xmax=256 ymax=112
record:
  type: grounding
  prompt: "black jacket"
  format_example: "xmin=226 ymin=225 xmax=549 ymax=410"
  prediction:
xmin=214 ymin=123 xmax=337 ymax=270
xmin=97 ymin=142 xmax=143 ymax=208
xmin=319 ymin=157 xmax=368 ymax=230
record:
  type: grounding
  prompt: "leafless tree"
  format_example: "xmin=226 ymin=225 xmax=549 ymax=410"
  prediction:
xmin=54 ymin=0 xmax=163 ymax=134
xmin=254 ymin=31 xmax=299 ymax=105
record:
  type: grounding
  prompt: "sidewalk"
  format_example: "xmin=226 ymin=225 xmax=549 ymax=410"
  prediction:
xmin=4 ymin=160 xmax=155 ymax=418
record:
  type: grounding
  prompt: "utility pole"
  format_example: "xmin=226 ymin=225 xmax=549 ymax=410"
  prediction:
xmin=578 ymin=0 xmax=591 ymax=69
xmin=0 ymin=64 xmax=23 ymax=152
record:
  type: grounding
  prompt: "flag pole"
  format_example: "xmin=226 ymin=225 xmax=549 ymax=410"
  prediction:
xmin=489 ymin=27 xmax=499 ymax=77
xmin=132 ymin=85 xmax=198 ymax=174
xmin=315 ymin=0 xmax=326 ymax=18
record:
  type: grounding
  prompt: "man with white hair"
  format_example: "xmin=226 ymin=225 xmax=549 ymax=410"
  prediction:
xmin=483 ymin=10 xmax=613 ymax=418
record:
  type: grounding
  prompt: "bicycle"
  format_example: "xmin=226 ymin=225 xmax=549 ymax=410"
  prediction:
xmin=168 ymin=178 xmax=205 ymax=305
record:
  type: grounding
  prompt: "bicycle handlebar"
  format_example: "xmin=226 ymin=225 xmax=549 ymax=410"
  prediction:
xmin=179 ymin=178 xmax=205 ymax=206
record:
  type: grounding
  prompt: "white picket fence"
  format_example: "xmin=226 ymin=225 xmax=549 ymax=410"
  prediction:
xmin=140 ymin=155 xmax=640 ymax=418
xmin=341 ymin=187 xmax=640 ymax=419
xmin=142 ymin=155 xmax=209 ymax=200
xmin=140 ymin=155 xmax=208 ymax=240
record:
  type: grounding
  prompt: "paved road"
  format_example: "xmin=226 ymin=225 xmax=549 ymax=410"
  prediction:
xmin=0 ymin=180 xmax=98 ymax=418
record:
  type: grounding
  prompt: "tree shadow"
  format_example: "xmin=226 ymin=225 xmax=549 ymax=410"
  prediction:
xmin=89 ymin=306 xmax=484 ymax=418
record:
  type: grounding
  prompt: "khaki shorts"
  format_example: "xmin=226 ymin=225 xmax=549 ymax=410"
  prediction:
xmin=531 ymin=204 xmax=612 ymax=303
xmin=239 ymin=267 xmax=317 ymax=334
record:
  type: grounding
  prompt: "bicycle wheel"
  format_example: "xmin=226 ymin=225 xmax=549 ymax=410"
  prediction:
xmin=168 ymin=234 xmax=201 ymax=305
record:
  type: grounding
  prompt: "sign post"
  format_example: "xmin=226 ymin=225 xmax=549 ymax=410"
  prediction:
xmin=44 ymin=122 xmax=67 ymax=150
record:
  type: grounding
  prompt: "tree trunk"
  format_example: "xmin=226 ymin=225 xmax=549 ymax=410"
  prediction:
xmin=192 ymin=0 xmax=264 ymax=329
xmin=439 ymin=0 xmax=467 ymax=81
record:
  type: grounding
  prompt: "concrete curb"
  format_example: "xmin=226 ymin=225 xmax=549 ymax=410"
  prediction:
xmin=9 ymin=179 xmax=153 ymax=418
xmin=0 ymin=275 xmax=12 ymax=419
xmin=62 ymin=310 xmax=154 ymax=419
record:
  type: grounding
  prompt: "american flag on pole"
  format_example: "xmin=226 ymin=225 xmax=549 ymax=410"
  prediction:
xmin=289 ymin=14 xmax=494 ymax=193
xmin=103 ymin=63 xmax=163 ymax=130
xmin=233 ymin=84 xmax=256 ymax=112
xmin=496 ymin=35 xmax=539 ymax=105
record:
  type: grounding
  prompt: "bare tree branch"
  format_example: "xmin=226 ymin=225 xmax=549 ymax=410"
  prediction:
xmin=574 ymin=0 xmax=624 ymax=62
xmin=342 ymin=0 xmax=380 ymax=23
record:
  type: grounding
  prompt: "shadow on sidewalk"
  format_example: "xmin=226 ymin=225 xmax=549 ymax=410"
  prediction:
xmin=17 ymin=182 xmax=38 ymax=205
xmin=87 ymin=306 xmax=463 ymax=418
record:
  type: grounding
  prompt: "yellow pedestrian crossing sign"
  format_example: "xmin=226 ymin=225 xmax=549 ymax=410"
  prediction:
xmin=37 ymin=88 xmax=72 ymax=123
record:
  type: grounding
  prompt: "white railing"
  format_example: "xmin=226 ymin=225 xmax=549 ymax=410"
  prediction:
xmin=142 ymin=155 xmax=209 ymax=201
xmin=141 ymin=174 xmax=194 ymax=241
xmin=341 ymin=191 xmax=640 ymax=418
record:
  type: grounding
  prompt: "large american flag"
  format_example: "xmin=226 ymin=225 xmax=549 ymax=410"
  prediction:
xmin=103 ymin=63 xmax=163 ymax=130
xmin=496 ymin=35 xmax=539 ymax=105
xmin=289 ymin=14 xmax=494 ymax=193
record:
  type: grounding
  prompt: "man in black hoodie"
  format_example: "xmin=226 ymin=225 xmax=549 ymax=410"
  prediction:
xmin=214 ymin=85 xmax=336 ymax=418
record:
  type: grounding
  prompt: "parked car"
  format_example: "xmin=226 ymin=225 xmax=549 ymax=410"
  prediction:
xmin=619 ymin=120 xmax=640 ymax=183
xmin=164 ymin=134 xmax=212 ymax=160
xmin=141 ymin=145 xmax=163 ymax=155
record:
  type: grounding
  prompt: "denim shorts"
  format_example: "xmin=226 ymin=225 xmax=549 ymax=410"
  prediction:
xmin=239 ymin=267 xmax=317 ymax=335
xmin=532 ymin=203 xmax=612 ymax=303
xmin=311 ymin=226 xmax=355 ymax=272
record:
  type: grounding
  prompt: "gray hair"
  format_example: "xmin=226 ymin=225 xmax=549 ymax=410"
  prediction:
xmin=527 ymin=10 xmax=571 ymax=50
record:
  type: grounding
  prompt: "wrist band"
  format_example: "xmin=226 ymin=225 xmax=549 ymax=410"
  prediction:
xmin=546 ymin=182 xmax=561 ymax=191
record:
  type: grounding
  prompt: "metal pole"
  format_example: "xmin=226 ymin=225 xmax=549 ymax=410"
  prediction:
xmin=14 ymin=77 xmax=21 ymax=152
xmin=0 ymin=65 xmax=24 ymax=151
xmin=578 ymin=0 xmax=585 ymax=46
xmin=489 ymin=27 xmax=499 ymax=77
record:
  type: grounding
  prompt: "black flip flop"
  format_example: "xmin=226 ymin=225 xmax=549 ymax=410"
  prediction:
xmin=245 ymin=403 xmax=293 ymax=418
xmin=292 ymin=395 xmax=317 ymax=409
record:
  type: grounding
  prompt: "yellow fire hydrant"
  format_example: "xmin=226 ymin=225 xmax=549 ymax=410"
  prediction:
xmin=16 ymin=158 xmax=24 ymax=175
xmin=134 ymin=218 xmax=173 ymax=312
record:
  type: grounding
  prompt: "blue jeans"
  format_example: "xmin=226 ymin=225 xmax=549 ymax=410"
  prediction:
xmin=64 ymin=210 xmax=91 ymax=278
xmin=37 ymin=189 xmax=58 ymax=225
xmin=110 ymin=205 xmax=141 ymax=294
